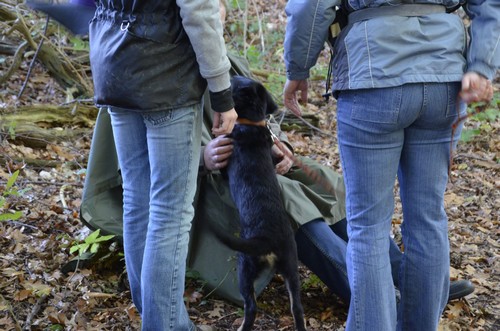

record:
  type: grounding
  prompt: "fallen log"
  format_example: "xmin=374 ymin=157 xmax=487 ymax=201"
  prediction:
xmin=0 ymin=103 xmax=98 ymax=148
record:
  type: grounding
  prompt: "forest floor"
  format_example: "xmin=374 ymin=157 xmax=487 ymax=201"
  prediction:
xmin=1 ymin=0 xmax=499 ymax=330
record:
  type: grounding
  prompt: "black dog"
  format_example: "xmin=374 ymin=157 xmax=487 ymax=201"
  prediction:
xmin=211 ymin=76 xmax=307 ymax=331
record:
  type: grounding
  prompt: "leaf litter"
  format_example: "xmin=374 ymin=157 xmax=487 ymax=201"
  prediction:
xmin=0 ymin=1 xmax=499 ymax=329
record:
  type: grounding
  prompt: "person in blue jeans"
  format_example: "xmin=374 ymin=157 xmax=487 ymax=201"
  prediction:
xmin=198 ymin=52 xmax=476 ymax=309
xmin=88 ymin=0 xmax=237 ymax=330
xmin=283 ymin=0 xmax=498 ymax=330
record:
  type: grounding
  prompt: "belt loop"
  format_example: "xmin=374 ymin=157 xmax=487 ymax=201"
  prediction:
xmin=120 ymin=20 xmax=130 ymax=31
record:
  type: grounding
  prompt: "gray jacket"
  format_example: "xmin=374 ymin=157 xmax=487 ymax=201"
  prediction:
xmin=284 ymin=0 xmax=500 ymax=93
xmin=89 ymin=0 xmax=232 ymax=112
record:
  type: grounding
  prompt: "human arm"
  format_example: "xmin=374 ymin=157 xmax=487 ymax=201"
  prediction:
xmin=267 ymin=117 xmax=295 ymax=175
xmin=176 ymin=0 xmax=237 ymax=134
xmin=212 ymin=107 xmax=238 ymax=136
xmin=202 ymin=135 xmax=234 ymax=171
xmin=459 ymin=72 xmax=494 ymax=104
xmin=460 ymin=0 xmax=499 ymax=104
xmin=283 ymin=79 xmax=309 ymax=117
xmin=201 ymin=116 xmax=294 ymax=174
xmin=283 ymin=0 xmax=339 ymax=116
xmin=201 ymin=131 xmax=294 ymax=175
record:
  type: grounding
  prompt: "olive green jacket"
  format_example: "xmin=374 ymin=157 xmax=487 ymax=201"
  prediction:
xmin=188 ymin=53 xmax=346 ymax=305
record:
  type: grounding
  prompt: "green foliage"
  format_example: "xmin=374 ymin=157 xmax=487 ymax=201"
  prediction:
xmin=0 ymin=170 xmax=25 ymax=222
xmin=185 ymin=268 xmax=202 ymax=281
xmin=8 ymin=121 xmax=17 ymax=140
xmin=264 ymin=73 xmax=286 ymax=102
xmin=69 ymin=36 xmax=90 ymax=52
xmin=245 ymin=44 xmax=263 ymax=68
xmin=301 ymin=273 xmax=325 ymax=290
xmin=460 ymin=93 xmax=500 ymax=142
xmin=69 ymin=229 xmax=115 ymax=257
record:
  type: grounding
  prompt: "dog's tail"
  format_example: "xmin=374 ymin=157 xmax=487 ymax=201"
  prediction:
xmin=208 ymin=222 xmax=274 ymax=256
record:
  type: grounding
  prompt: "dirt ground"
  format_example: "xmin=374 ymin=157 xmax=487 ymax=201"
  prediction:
xmin=1 ymin=0 xmax=499 ymax=330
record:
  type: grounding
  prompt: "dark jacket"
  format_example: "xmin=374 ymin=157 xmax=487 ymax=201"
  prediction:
xmin=89 ymin=0 xmax=233 ymax=112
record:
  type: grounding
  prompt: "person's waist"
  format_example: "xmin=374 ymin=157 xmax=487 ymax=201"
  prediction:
xmin=94 ymin=7 xmax=169 ymax=26
xmin=349 ymin=4 xmax=447 ymax=25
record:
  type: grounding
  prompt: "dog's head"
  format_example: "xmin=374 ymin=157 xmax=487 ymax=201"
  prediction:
xmin=230 ymin=76 xmax=278 ymax=122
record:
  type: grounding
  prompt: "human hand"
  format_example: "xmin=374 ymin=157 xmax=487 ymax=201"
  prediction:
xmin=212 ymin=108 xmax=238 ymax=136
xmin=283 ymin=79 xmax=308 ymax=117
xmin=204 ymin=135 xmax=233 ymax=171
xmin=459 ymin=72 xmax=494 ymax=104
xmin=272 ymin=144 xmax=294 ymax=175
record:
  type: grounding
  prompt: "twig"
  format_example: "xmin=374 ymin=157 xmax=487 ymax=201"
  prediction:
xmin=6 ymin=220 xmax=39 ymax=230
xmin=0 ymin=179 xmax=83 ymax=187
xmin=455 ymin=153 xmax=495 ymax=162
xmin=201 ymin=267 xmax=234 ymax=300
xmin=0 ymin=154 xmax=87 ymax=169
xmin=216 ymin=311 xmax=239 ymax=322
xmin=23 ymin=294 xmax=49 ymax=331
xmin=243 ymin=0 xmax=248 ymax=57
xmin=277 ymin=110 xmax=336 ymax=139
xmin=0 ymin=41 xmax=28 ymax=85
xmin=66 ymin=258 xmax=81 ymax=285
xmin=18 ymin=14 xmax=49 ymax=99
xmin=59 ymin=184 xmax=69 ymax=209
xmin=250 ymin=0 xmax=265 ymax=52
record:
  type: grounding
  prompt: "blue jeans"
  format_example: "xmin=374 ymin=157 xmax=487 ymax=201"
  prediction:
xmin=336 ymin=83 xmax=465 ymax=331
xmin=108 ymin=104 xmax=202 ymax=331
xmin=295 ymin=218 xmax=402 ymax=304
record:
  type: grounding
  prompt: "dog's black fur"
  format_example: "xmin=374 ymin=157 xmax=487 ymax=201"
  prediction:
xmin=211 ymin=76 xmax=306 ymax=331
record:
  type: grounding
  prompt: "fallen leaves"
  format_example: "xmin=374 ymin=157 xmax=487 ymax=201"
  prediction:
xmin=1 ymin=1 xmax=499 ymax=330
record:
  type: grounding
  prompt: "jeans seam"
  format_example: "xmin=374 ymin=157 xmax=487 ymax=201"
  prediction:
xmin=170 ymin=110 xmax=197 ymax=328
xmin=169 ymin=231 xmax=182 ymax=329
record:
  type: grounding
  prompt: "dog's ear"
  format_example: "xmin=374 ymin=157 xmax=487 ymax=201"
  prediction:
xmin=255 ymin=82 xmax=278 ymax=115
xmin=244 ymin=81 xmax=277 ymax=117
xmin=255 ymin=82 xmax=278 ymax=116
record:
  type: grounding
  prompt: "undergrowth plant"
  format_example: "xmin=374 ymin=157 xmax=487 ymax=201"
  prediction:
xmin=70 ymin=229 xmax=115 ymax=257
xmin=0 ymin=170 xmax=24 ymax=222
xmin=460 ymin=91 xmax=500 ymax=144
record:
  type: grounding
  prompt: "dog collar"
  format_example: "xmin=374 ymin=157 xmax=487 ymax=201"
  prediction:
xmin=236 ymin=118 xmax=266 ymax=126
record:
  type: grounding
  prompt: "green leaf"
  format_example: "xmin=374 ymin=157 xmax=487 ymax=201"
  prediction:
xmin=0 ymin=211 xmax=22 ymax=221
xmin=69 ymin=245 xmax=80 ymax=254
xmin=460 ymin=128 xmax=481 ymax=142
xmin=8 ymin=121 xmax=17 ymax=140
xmin=85 ymin=229 xmax=101 ymax=244
xmin=78 ymin=244 xmax=89 ymax=256
xmin=90 ymin=243 xmax=100 ymax=254
xmin=6 ymin=170 xmax=19 ymax=191
xmin=93 ymin=234 xmax=115 ymax=243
